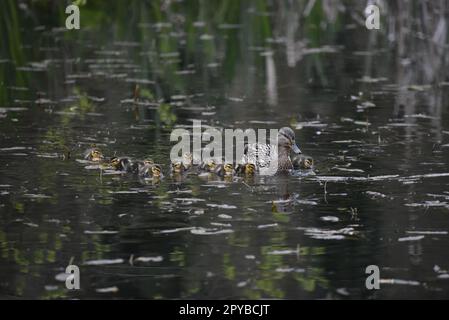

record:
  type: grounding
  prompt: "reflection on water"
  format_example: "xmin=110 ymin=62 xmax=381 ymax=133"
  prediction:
xmin=1 ymin=1 xmax=449 ymax=299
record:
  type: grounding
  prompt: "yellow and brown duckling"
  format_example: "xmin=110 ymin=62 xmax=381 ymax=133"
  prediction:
xmin=214 ymin=163 xmax=235 ymax=177
xmin=199 ymin=158 xmax=217 ymax=173
xmin=83 ymin=147 xmax=104 ymax=162
xmin=235 ymin=162 xmax=256 ymax=176
xmin=109 ymin=157 xmax=132 ymax=172
xmin=170 ymin=153 xmax=194 ymax=174
xmin=292 ymin=155 xmax=314 ymax=170
xmin=139 ymin=162 xmax=163 ymax=179
xmin=170 ymin=161 xmax=185 ymax=174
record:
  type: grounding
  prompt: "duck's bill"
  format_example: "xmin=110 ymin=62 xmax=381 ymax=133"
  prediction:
xmin=292 ymin=144 xmax=302 ymax=154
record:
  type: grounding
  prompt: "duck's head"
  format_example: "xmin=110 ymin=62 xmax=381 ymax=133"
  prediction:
xmin=143 ymin=158 xmax=154 ymax=166
xmin=110 ymin=157 xmax=121 ymax=169
xmin=90 ymin=149 xmax=104 ymax=162
xmin=171 ymin=161 xmax=184 ymax=173
xmin=278 ymin=127 xmax=301 ymax=154
xmin=151 ymin=164 xmax=163 ymax=178
xmin=224 ymin=163 xmax=234 ymax=175
xmin=245 ymin=163 xmax=256 ymax=175
xmin=303 ymin=157 xmax=314 ymax=169
xmin=205 ymin=158 xmax=217 ymax=171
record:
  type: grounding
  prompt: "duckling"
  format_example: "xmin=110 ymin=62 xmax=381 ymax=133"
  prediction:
xmin=139 ymin=163 xmax=164 ymax=179
xmin=214 ymin=163 xmax=235 ymax=177
xmin=292 ymin=155 xmax=314 ymax=170
xmin=170 ymin=152 xmax=195 ymax=175
xmin=131 ymin=158 xmax=155 ymax=174
xmin=83 ymin=147 xmax=104 ymax=162
xmin=108 ymin=157 xmax=131 ymax=171
xmin=199 ymin=158 xmax=217 ymax=172
xmin=170 ymin=161 xmax=185 ymax=174
xmin=235 ymin=162 xmax=256 ymax=175
xmin=242 ymin=127 xmax=301 ymax=174
xmin=151 ymin=164 xmax=164 ymax=179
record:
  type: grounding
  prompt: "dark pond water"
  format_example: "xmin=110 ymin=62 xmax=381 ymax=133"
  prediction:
xmin=1 ymin=1 xmax=449 ymax=299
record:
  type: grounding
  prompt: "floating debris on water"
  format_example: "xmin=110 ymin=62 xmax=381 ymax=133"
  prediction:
xmin=357 ymin=76 xmax=388 ymax=83
xmin=96 ymin=286 xmax=119 ymax=293
xmin=406 ymin=231 xmax=448 ymax=235
xmin=84 ymin=259 xmax=124 ymax=266
xmin=379 ymin=279 xmax=420 ymax=286
xmin=155 ymin=227 xmax=196 ymax=234
xmin=207 ymin=204 xmax=237 ymax=209
xmin=398 ymin=235 xmax=425 ymax=242
xmin=365 ymin=191 xmax=387 ymax=199
xmin=134 ymin=256 xmax=163 ymax=263
xmin=218 ymin=214 xmax=233 ymax=219
xmin=84 ymin=230 xmax=119 ymax=235
xmin=190 ymin=228 xmax=234 ymax=235
xmin=257 ymin=223 xmax=278 ymax=229
xmin=267 ymin=249 xmax=299 ymax=255
xmin=304 ymin=227 xmax=357 ymax=240
xmin=275 ymin=267 xmax=305 ymax=273
xmin=320 ymin=216 xmax=339 ymax=222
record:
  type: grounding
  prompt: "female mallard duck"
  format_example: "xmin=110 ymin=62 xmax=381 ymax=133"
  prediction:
xmin=83 ymin=147 xmax=104 ymax=162
xmin=242 ymin=127 xmax=301 ymax=174
xmin=292 ymin=155 xmax=314 ymax=170
xmin=214 ymin=163 xmax=235 ymax=177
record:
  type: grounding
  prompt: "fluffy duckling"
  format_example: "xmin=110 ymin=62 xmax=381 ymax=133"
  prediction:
xmin=83 ymin=147 xmax=104 ymax=162
xmin=214 ymin=163 xmax=235 ymax=177
xmin=170 ymin=161 xmax=185 ymax=174
xmin=292 ymin=155 xmax=314 ymax=170
xmin=199 ymin=158 xmax=217 ymax=173
xmin=139 ymin=163 xmax=163 ymax=179
xmin=236 ymin=162 xmax=256 ymax=176
xmin=170 ymin=153 xmax=195 ymax=176
xmin=109 ymin=157 xmax=132 ymax=172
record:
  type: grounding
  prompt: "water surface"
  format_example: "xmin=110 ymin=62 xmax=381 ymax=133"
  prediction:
xmin=1 ymin=1 xmax=449 ymax=299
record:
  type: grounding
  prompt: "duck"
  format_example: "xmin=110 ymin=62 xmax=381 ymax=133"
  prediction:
xmin=139 ymin=163 xmax=164 ymax=179
xmin=292 ymin=155 xmax=314 ymax=170
xmin=109 ymin=157 xmax=132 ymax=172
xmin=83 ymin=147 xmax=104 ymax=162
xmin=235 ymin=162 xmax=256 ymax=176
xmin=131 ymin=158 xmax=154 ymax=174
xmin=170 ymin=161 xmax=185 ymax=174
xmin=242 ymin=127 xmax=301 ymax=174
xmin=214 ymin=163 xmax=235 ymax=177
xmin=199 ymin=158 xmax=217 ymax=173
xmin=170 ymin=153 xmax=194 ymax=174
